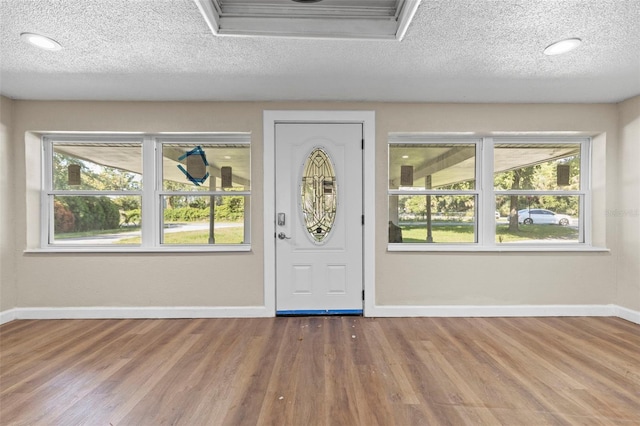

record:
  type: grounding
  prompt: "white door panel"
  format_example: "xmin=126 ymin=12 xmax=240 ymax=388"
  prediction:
xmin=275 ymin=123 xmax=363 ymax=313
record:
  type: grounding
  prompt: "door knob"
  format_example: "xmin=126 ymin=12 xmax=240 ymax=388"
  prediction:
xmin=277 ymin=232 xmax=291 ymax=240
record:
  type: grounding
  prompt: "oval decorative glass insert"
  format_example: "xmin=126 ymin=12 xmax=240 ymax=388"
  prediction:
xmin=301 ymin=148 xmax=337 ymax=242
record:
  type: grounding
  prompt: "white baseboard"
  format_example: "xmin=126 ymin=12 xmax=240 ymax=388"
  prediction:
xmin=2 ymin=304 xmax=638 ymax=325
xmin=0 ymin=308 xmax=18 ymax=325
xmin=614 ymin=305 xmax=640 ymax=325
xmin=2 ymin=306 xmax=271 ymax=322
xmin=368 ymin=304 xmax=629 ymax=321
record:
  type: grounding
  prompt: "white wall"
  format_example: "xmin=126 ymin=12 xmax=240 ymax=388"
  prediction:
xmin=616 ymin=96 xmax=640 ymax=311
xmin=5 ymin=100 xmax=628 ymax=315
xmin=0 ymin=96 xmax=16 ymax=312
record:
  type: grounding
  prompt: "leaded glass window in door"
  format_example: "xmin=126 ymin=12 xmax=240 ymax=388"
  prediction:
xmin=301 ymin=148 xmax=337 ymax=242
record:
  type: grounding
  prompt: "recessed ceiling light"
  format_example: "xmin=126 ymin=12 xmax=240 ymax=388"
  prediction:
xmin=402 ymin=155 xmax=409 ymax=159
xmin=20 ymin=32 xmax=62 ymax=51
xmin=544 ymin=38 xmax=582 ymax=56
xmin=224 ymin=156 xmax=232 ymax=159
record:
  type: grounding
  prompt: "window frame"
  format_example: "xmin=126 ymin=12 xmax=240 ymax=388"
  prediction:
xmin=41 ymin=133 xmax=251 ymax=252
xmin=156 ymin=135 xmax=252 ymax=248
xmin=388 ymin=135 xmax=482 ymax=247
xmin=388 ymin=135 xmax=596 ymax=252
xmin=492 ymin=136 xmax=590 ymax=248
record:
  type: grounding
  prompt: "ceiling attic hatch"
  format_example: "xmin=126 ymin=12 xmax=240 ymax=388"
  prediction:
xmin=194 ymin=0 xmax=422 ymax=41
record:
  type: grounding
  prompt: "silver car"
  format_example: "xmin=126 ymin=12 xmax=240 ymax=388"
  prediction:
xmin=517 ymin=209 xmax=571 ymax=226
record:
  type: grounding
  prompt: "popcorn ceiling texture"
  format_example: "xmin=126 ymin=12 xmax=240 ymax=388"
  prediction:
xmin=1 ymin=0 xmax=638 ymax=102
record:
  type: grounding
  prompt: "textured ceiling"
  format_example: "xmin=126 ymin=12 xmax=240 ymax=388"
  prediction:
xmin=1 ymin=0 xmax=639 ymax=103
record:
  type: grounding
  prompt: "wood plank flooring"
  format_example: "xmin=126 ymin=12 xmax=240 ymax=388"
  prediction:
xmin=1 ymin=316 xmax=639 ymax=425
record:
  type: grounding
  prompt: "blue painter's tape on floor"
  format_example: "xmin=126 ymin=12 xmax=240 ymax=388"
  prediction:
xmin=277 ymin=309 xmax=363 ymax=316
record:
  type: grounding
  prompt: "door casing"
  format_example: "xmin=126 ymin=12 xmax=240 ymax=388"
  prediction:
xmin=263 ymin=110 xmax=376 ymax=316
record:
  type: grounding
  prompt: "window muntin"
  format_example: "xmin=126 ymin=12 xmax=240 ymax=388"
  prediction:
xmin=388 ymin=136 xmax=591 ymax=249
xmin=388 ymin=139 xmax=479 ymax=245
xmin=43 ymin=134 xmax=251 ymax=250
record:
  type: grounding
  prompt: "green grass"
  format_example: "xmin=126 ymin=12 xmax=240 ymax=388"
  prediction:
xmin=496 ymin=224 xmax=578 ymax=242
xmin=57 ymin=222 xmax=578 ymax=245
xmin=401 ymin=224 xmax=475 ymax=243
xmin=55 ymin=227 xmax=140 ymax=239
xmin=117 ymin=226 xmax=244 ymax=245
xmin=398 ymin=222 xmax=578 ymax=243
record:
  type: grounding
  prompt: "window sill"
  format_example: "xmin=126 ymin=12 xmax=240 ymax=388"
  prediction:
xmin=25 ymin=245 xmax=252 ymax=254
xmin=387 ymin=244 xmax=610 ymax=253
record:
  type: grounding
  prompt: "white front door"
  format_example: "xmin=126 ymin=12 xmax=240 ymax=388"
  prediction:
xmin=275 ymin=123 xmax=363 ymax=314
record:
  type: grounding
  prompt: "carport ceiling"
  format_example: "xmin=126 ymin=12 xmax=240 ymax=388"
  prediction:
xmin=56 ymin=141 xmax=574 ymax=189
xmin=54 ymin=143 xmax=251 ymax=188
xmin=1 ymin=0 xmax=639 ymax=102
xmin=389 ymin=144 xmax=579 ymax=189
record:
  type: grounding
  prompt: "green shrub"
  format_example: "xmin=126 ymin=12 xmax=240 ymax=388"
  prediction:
xmin=164 ymin=207 xmax=210 ymax=222
xmin=61 ymin=196 xmax=121 ymax=232
xmin=164 ymin=197 xmax=244 ymax=222
xmin=54 ymin=200 xmax=75 ymax=233
xmin=215 ymin=196 xmax=244 ymax=222
xmin=121 ymin=209 xmax=141 ymax=226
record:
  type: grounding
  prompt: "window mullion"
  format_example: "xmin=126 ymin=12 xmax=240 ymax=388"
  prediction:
xmin=141 ymin=136 xmax=157 ymax=248
xmin=581 ymin=139 xmax=591 ymax=244
xmin=42 ymin=138 xmax=53 ymax=247
xmin=480 ymin=137 xmax=495 ymax=246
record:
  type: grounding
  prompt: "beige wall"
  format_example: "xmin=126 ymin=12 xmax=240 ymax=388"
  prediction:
xmin=374 ymin=103 xmax=616 ymax=306
xmin=5 ymin=100 xmax=629 ymax=312
xmin=0 ymin=96 xmax=16 ymax=312
xmin=17 ymin=101 xmax=267 ymax=309
xmin=616 ymin=96 xmax=640 ymax=311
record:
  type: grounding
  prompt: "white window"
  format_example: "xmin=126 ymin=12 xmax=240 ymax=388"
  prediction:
xmin=388 ymin=135 xmax=591 ymax=250
xmin=42 ymin=134 xmax=251 ymax=251
xmin=388 ymin=137 xmax=480 ymax=245
xmin=493 ymin=138 xmax=588 ymax=245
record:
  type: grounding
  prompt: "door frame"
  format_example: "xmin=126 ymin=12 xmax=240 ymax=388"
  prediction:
xmin=263 ymin=110 xmax=376 ymax=316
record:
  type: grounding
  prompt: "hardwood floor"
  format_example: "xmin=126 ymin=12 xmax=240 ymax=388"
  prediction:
xmin=1 ymin=316 xmax=639 ymax=425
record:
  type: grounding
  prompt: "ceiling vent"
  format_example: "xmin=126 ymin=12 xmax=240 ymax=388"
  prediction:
xmin=194 ymin=0 xmax=422 ymax=41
